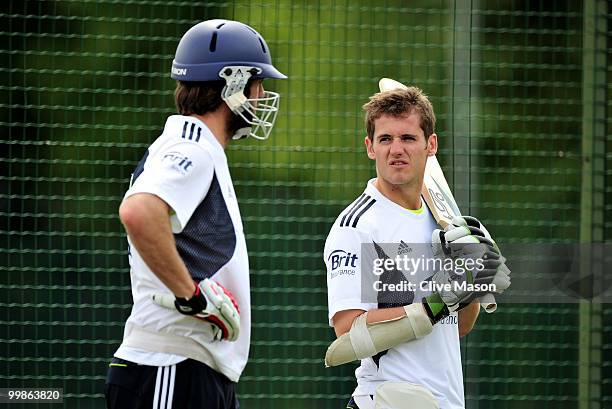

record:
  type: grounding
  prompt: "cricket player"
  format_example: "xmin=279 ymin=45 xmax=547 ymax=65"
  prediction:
xmin=323 ymin=87 xmax=510 ymax=409
xmin=105 ymin=19 xmax=286 ymax=408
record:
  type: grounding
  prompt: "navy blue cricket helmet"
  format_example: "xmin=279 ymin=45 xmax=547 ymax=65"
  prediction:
xmin=171 ymin=19 xmax=286 ymax=81
xmin=171 ymin=19 xmax=286 ymax=140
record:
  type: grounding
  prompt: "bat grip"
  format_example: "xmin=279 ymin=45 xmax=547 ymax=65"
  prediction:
xmin=151 ymin=293 xmax=177 ymax=310
xmin=480 ymin=293 xmax=497 ymax=313
xmin=151 ymin=293 xmax=211 ymax=319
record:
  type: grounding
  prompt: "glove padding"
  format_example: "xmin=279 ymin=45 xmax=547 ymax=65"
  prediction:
xmin=430 ymin=216 xmax=511 ymax=312
xmin=449 ymin=216 xmax=511 ymax=293
xmin=174 ymin=279 xmax=241 ymax=342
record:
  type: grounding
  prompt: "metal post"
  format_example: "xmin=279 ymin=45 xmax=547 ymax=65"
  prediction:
xmin=449 ymin=2 xmax=482 ymax=408
xmin=448 ymin=0 xmax=479 ymax=211
xmin=579 ymin=1 xmax=606 ymax=408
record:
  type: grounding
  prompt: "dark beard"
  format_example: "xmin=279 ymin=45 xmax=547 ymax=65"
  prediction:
xmin=226 ymin=111 xmax=253 ymax=140
xmin=225 ymin=81 xmax=255 ymax=140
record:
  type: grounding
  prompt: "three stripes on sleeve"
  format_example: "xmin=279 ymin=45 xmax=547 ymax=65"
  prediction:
xmin=339 ymin=194 xmax=376 ymax=228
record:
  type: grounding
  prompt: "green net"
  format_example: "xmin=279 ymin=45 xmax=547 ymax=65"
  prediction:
xmin=1 ymin=1 xmax=610 ymax=408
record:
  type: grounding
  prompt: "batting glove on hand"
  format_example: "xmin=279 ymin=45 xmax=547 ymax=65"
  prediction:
xmin=425 ymin=216 xmax=511 ymax=317
xmin=445 ymin=216 xmax=511 ymax=295
xmin=433 ymin=216 xmax=501 ymax=261
xmin=174 ymin=279 xmax=241 ymax=342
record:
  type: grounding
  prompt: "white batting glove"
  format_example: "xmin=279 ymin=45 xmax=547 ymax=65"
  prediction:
xmin=449 ymin=216 xmax=511 ymax=294
xmin=429 ymin=217 xmax=511 ymax=312
xmin=435 ymin=216 xmax=500 ymax=258
xmin=154 ymin=279 xmax=241 ymax=342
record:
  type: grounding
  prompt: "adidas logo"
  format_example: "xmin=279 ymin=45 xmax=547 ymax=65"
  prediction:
xmin=397 ymin=241 xmax=412 ymax=255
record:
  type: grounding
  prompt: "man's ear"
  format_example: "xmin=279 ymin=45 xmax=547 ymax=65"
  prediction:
xmin=427 ymin=133 xmax=438 ymax=156
xmin=365 ymin=136 xmax=376 ymax=160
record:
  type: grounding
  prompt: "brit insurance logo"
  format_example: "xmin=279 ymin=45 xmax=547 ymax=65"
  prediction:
xmin=327 ymin=249 xmax=358 ymax=279
xmin=161 ymin=151 xmax=194 ymax=175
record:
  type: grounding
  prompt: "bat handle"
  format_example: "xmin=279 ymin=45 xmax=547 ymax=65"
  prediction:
xmin=480 ymin=293 xmax=497 ymax=313
xmin=151 ymin=293 xmax=210 ymax=320
xmin=151 ymin=293 xmax=177 ymax=310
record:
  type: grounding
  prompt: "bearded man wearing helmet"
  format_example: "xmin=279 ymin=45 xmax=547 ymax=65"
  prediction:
xmin=105 ymin=20 xmax=286 ymax=409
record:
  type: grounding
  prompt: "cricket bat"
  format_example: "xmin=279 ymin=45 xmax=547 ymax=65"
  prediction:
xmin=151 ymin=293 xmax=212 ymax=320
xmin=378 ymin=78 xmax=497 ymax=313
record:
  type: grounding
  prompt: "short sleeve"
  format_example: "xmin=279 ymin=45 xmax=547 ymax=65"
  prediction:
xmin=125 ymin=142 xmax=215 ymax=232
xmin=324 ymin=225 xmax=378 ymax=327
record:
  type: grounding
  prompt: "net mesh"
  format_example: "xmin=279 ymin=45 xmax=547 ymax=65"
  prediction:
xmin=1 ymin=1 xmax=610 ymax=408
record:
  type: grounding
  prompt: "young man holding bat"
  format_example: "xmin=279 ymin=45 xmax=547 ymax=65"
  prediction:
xmin=323 ymin=85 xmax=510 ymax=409
xmin=105 ymin=19 xmax=286 ymax=409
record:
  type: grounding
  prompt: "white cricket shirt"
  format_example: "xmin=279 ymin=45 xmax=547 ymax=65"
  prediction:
xmin=114 ymin=115 xmax=250 ymax=382
xmin=324 ymin=179 xmax=464 ymax=409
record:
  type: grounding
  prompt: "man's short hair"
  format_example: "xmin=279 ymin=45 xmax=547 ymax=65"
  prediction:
xmin=363 ymin=87 xmax=436 ymax=141
xmin=174 ymin=80 xmax=226 ymax=116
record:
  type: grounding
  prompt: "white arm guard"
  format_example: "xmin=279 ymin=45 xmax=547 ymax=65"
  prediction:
xmin=325 ymin=304 xmax=433 ymax=367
